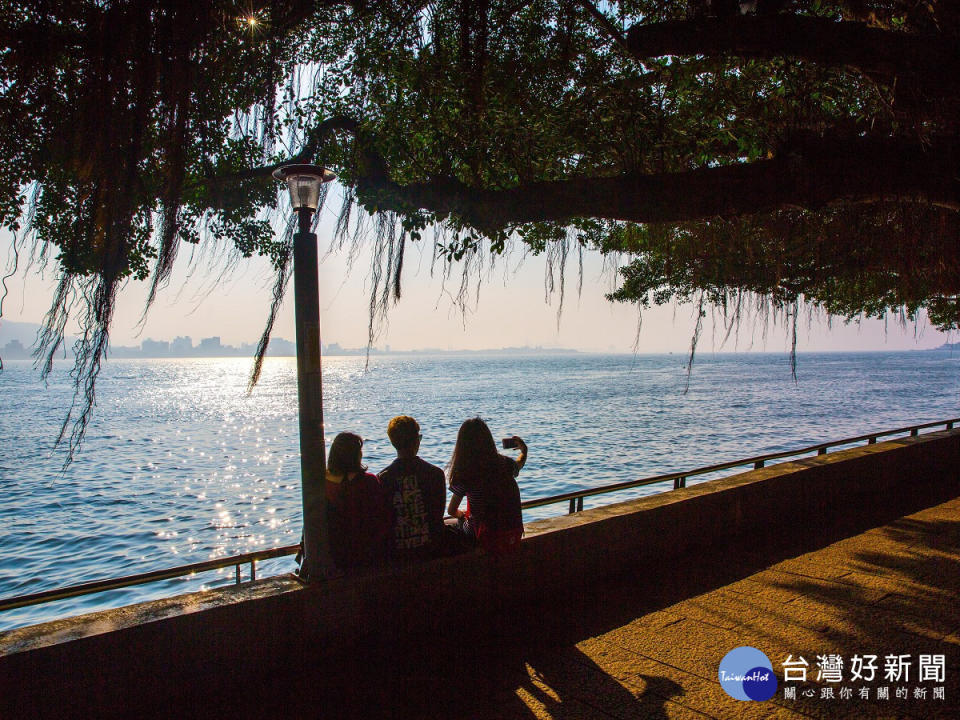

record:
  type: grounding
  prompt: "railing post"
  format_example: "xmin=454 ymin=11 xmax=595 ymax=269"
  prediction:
xmin=568 ymin=498 xmax=576 ymax=514
xmin=948 ymin=421 xmax=954 ymax=430
xmin=868 ymin=436 xmax=876 ymax=444
xmin=235 ymin=564 xmax=241 ymax=585
xmin=250 ymin=560 xmax=256 ymax=582
xmin=818 ymin=447 xmax=827 ymax=455
xmin=673 ymin=476 xmax=686 ymax=489
xmin=910 ymin=428 xmax=919 ymax=437
xmin=754 ymin=460 xmax=764 ymax=469
xmin=576 ymin=497 xmax=584 ymax=512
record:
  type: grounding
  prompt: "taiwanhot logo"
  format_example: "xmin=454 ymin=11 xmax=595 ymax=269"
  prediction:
xmin=718 ymin=646 xmax=778 ymax=701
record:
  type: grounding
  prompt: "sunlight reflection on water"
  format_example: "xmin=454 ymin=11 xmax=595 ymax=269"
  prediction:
xmin=1 ymin=351 xmax=959 ymax=629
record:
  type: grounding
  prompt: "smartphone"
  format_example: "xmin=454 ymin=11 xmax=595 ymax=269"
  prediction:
xmin=502 ymin=437 xmax=518 ymax=449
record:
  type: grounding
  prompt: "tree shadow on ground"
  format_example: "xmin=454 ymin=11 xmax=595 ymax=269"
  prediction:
xmin=722 ymin=515 xmax=960 ymax=719
xmin=233 ymin=527 xmax=882 ymax=719
xmin=221 ymin=502 xmax=960 ymax=719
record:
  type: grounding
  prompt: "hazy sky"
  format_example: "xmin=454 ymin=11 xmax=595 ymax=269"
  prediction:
xmin=1 ymin=190 xmax=953 ymax=354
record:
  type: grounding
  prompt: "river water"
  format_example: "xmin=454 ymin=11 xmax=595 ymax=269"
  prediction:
xmin=1 ymin=350 xmax=958 ymax=630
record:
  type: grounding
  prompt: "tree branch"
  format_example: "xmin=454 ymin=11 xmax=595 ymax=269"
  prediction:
xmin=201 ymin=115 xmax=364 ymax=186
xmin=626 ymin=15 xmax=958 ymax=93
xmin=574 ymin=0 xmax=630 ymax=55
xmin=212 ymin=116 xmax=960 ymax=229
xmin=356 ymin=135 xmax=960 ymax=228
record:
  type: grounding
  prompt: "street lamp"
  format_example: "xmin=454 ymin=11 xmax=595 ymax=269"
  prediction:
xmin=273 ymin=163 xmax=337 ymax=581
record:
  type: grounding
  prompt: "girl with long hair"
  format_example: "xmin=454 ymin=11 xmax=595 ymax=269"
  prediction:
xmin=447 ymin=418 xmax=527 ymax=556
xmin=325 ymin=432 xmax=390 ymax=568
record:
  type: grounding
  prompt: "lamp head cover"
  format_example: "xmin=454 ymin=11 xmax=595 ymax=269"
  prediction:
xmin=272 ymin=164 xmax=337 ymax=211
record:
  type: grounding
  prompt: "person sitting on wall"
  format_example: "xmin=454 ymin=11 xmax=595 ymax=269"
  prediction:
xmin=447 ymin=417 xmax=527 ymax=557
xmin=378 ymin=415 xmax=448 ymax=560
xmin=325 ymin=432 xmax=391 ymax=569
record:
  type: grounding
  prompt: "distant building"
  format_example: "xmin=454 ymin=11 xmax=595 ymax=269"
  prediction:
xmin=141 ymin=339 xmax=169 ymax=356
xmin=170 ymin=336 xmax=193 ymax=356
xmin=2 ymin=339 xmax=28 ymax=358
xmin=269 ymin=337 xmax=296 ymax=356
xmin=326 ymin=342 xmax=343 ymax=354
xmin=198 ymin=336 xmax=223 ymax=355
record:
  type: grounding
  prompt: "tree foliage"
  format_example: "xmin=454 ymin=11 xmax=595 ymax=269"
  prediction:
xmin=1 ymin=0 xmax=958 ymax=455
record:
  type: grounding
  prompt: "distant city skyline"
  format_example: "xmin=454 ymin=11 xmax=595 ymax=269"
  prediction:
xmin=4 ymin=318 xmax=957 ymax=363
xmin=0 ymin=321 xmax=591 ymax=359
xmin=1 ymin=204 xmax=956 ymax=356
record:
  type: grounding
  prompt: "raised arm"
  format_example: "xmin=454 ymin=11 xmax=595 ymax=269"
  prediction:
xmin=511 ymin=436 xmax=528 ymax=473
xmin=447 ymin=492 xmax=465 ymax=519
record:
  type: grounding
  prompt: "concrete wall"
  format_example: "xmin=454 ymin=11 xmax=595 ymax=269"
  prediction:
xmin=2 ymin=430 xmax=958 ymax=718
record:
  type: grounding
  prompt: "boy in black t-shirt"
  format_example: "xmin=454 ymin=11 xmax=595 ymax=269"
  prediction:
xmin=378 ymin=415 xmax=447 ymax=559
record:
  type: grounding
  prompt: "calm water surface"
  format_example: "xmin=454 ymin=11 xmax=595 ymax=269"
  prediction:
xmin=1 ymin=351 xmax=959 ymax=630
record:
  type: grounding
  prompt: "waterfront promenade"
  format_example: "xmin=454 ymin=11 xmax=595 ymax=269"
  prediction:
xmin=270 ymin=495 xmax=960 ymax=719
xmin=2 ymin=432 xmax=957 ymax=719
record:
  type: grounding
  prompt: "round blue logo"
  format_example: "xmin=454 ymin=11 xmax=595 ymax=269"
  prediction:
xmin=718 ymin=646 xmax=777 ymax=701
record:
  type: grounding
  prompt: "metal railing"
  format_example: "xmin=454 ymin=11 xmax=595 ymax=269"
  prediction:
xmin=2 ymin=418 xmax=956 ymax=615
xmin=0 ymin=545 xmax=299 ymax=613
xmin=526 ymin=417 xmax=958 ymax=514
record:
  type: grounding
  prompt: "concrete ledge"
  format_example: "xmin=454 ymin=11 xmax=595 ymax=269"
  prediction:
xmin=2 ymin=430 xmax=959 ymax=718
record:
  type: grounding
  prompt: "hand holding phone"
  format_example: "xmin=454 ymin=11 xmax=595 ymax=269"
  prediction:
xmin=502 ymin=437 xmax=518 ymax=449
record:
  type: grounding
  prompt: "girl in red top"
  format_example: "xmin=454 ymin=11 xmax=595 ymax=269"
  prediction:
xmin=446 ymin=418 xmax=527 ymax=557
xmin=325 ymin=432 xmax=391 ymax=569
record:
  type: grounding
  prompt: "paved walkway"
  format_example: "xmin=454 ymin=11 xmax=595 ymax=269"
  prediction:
xmin=478 ymin=495 xmax=960 ymax=720
xmin=267 ymin=496 xmax=960 ymax=719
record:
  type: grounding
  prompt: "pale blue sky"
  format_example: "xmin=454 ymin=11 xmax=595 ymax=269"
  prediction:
xmin=0 ymin=192 xmax=953 ymax=353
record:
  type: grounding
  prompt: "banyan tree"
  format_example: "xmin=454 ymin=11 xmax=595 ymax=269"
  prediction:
xmin=1 ymin=0 xmax=958 ymax=455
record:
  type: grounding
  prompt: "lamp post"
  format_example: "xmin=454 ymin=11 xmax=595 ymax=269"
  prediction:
xmin=272 ymin=163 xmax=337 ymax=581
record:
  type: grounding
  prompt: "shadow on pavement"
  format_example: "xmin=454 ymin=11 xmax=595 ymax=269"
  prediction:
xmin=219 ymin=508 xmax=960 ymax=719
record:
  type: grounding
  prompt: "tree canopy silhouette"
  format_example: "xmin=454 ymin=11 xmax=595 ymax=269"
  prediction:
xmin=1 ymin=0 xmax=958 ymax=456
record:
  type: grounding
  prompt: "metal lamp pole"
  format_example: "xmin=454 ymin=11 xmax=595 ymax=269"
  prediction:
xmin=272 ymin=164 xmax=337 ymax=581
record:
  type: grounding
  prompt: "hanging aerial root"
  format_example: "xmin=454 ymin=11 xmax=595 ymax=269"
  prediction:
xmin=684 ymin=292 xmax=706 ymax=394
xmin=248 ymin=221 xmax=295 ymax=393
xmin=36 ymin=272 xmax=76 ymax=381
xmin=393 ymin=233 xmax=405 ymax=302
xmin=366 ymin=212 xmax=400 ymax=363
xmin=0 ymin=229 xmax=26 ymax=373
xmin=248 ymin=186 xmax=328 ymax=392
xmin=139 ymin=204 xmax=182 ymax=329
